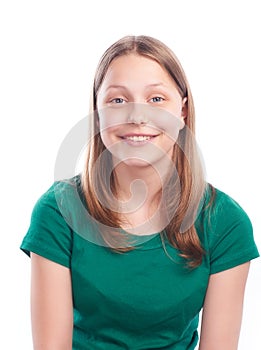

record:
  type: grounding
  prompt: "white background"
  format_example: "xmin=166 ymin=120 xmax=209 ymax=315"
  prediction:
xmin=1 ymin=0 xmax=260 ymax=349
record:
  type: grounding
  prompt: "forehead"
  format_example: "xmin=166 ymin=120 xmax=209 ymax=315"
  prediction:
xmin=108 ymin=54 xmax=162 ymax=71
xmin=102 ymin=54 xmax=175 ymax=87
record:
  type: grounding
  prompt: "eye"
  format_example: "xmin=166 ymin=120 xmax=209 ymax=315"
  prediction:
xmin=150 ymin=96 xmax=165 ymax=103
xmin=110 ymin=98 xmax=125 ymax=104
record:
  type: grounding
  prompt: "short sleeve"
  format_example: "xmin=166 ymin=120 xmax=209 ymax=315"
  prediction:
xmin=20 ymin=182 xmax=73 ymax=268
xmin=207 ymin=190 xmax=259 ymax=274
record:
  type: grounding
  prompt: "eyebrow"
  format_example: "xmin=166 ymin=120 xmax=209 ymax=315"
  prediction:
xmin=105 ymin=83 xmax=167 ymax=91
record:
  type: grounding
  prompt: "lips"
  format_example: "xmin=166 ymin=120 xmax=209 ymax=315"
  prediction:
xmin=124 ymin=135 xmax=152 ymax=142
xmin=120 ymin=133 xmax=159 ymax=145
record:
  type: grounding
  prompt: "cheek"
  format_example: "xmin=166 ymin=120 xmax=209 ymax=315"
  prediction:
xmin=163 ymin=117 xmax=184 ymax=141
xmin=149 ymin=109 xmax=185 ymax=141
xmin=99 ymin=128 xmax=114 ymax=148
xmin=98 ymin=106 xmax=130 ymax=133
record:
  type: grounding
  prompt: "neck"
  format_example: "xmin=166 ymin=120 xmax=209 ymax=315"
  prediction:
xmin=112 ymin=161 xmax=170 ymax=235
xmin=112 ymin=154 xmax=174 ymax=211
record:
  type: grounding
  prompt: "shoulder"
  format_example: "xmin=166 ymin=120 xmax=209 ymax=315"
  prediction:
xmin=201 ymin=184 xmax=252 ymax=227
xmin=34 ymin=175 xmax=82 ymax=210
xmin=29 ymin=175 xmax=84 ymax=234
xmin=20 ymin=175 xmax=83 ymax=268
xmin=208 ymin=186 xmax=252 ymax=231
xmin=199 ymin=184 xmax=259 ymax=273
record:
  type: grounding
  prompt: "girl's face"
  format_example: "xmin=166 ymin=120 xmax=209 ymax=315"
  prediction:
xmin=96 ymin=54 xmax=187 ymax=168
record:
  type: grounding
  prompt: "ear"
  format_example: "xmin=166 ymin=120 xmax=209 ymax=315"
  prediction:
xmin=181 ymin=97 xmax=188 ymax=120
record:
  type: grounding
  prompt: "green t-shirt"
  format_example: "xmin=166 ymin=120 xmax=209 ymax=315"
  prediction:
xmin=20 ymin=176 xmax=259 ymax=349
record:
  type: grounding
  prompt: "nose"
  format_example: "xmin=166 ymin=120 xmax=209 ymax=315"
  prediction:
xmin=127 ymin=104 xmax=148 ymax=125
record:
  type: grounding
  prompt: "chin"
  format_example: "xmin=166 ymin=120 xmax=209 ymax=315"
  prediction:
xmin=120 ymin=158 xmax=152 ymax=168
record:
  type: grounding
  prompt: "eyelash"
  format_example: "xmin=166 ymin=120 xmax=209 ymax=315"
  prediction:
xmin=150 ymin=96 xmax=165 ymax=103
xmin=110 ymin=98 xmax=125 ymax=104
xmin=109 ymin=96 xmax=165 ymax=104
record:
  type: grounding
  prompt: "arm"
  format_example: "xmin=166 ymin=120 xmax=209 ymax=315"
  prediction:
xmin=199 ymin=262 xmax=250 ymax=350
xmin=31 ymin=253 xmax=73 ymax=350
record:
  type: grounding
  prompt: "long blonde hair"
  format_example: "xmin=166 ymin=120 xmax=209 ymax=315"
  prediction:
xmin=81 ymin=35 xmax=213 ymax=267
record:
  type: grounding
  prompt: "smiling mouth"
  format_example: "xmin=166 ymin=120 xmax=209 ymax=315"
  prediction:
xmin=121 ymin=133 xmax=159 ymax=142
xmin=123 ymin=135 xmax=155 ymax=142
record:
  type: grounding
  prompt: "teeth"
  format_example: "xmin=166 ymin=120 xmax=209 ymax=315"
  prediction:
xmin=125 ymin=135 xmax=152 ymax=142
